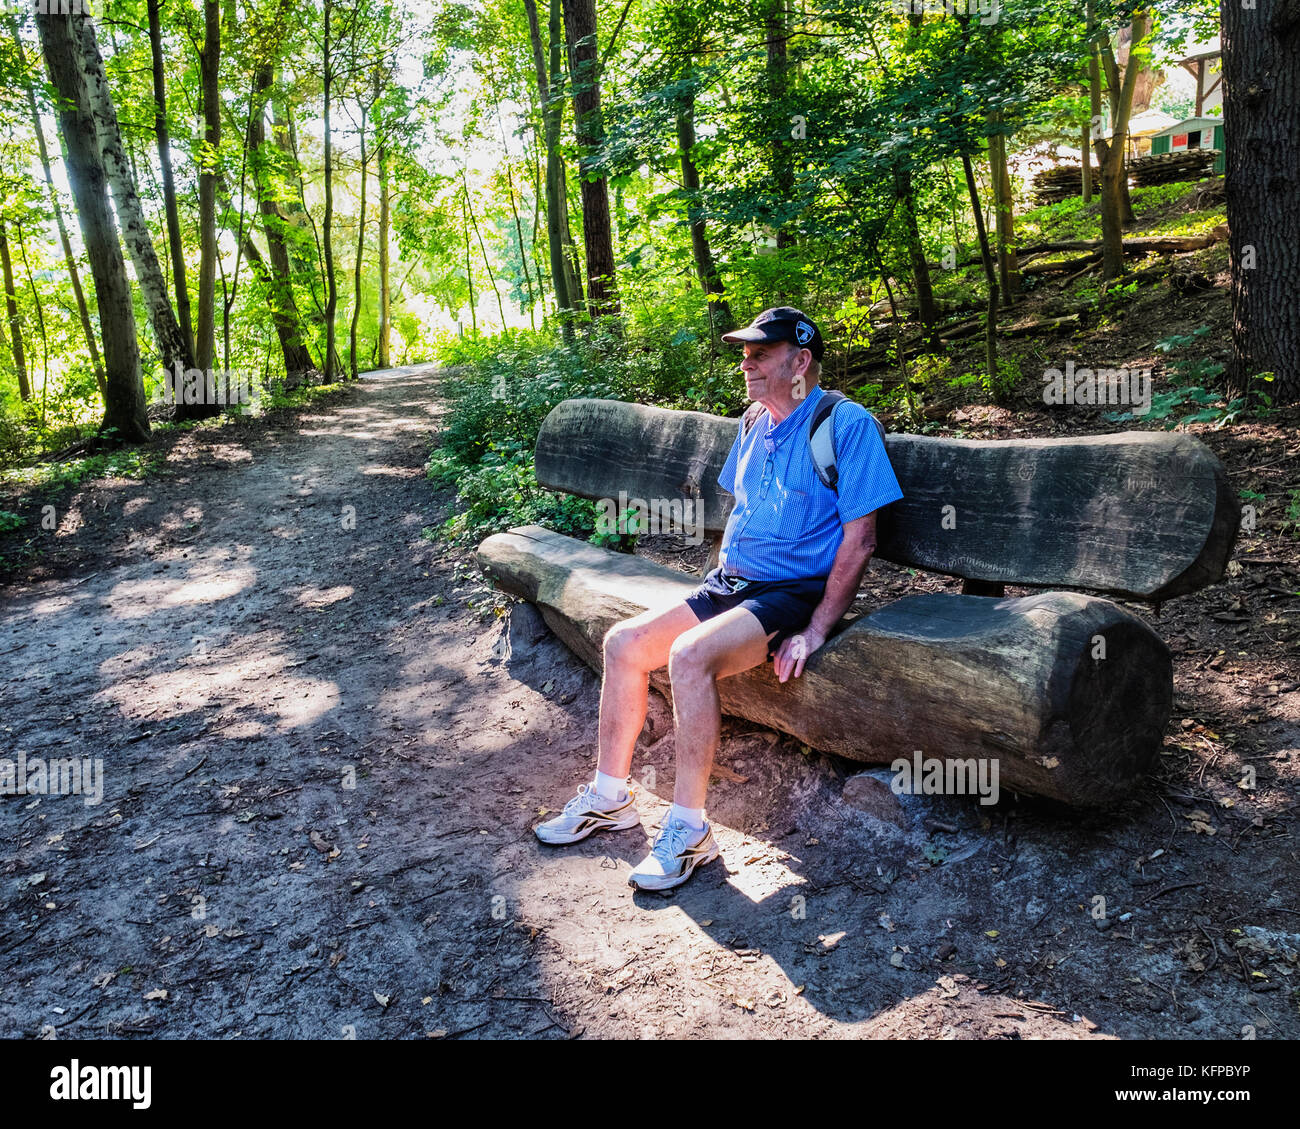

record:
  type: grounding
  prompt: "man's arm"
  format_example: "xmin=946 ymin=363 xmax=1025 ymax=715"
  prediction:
xmin=773 ymin=511 xmax=878 ymax=683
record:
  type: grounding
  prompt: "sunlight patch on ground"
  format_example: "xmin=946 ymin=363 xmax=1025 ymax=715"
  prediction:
xmin=101 ymin=567 xmax=257 ymax=617
xmin=94 ymin=646 xmax=340 ymax=731
xmin=295 ymin=585 xmax=354 ymax=609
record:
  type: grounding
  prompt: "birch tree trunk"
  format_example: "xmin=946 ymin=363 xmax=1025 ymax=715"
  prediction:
xmin=12 ymin=21 xmax=106 ymax=402
xmin=36 ymin=10 xmax=148 ymax=445
xmin=75 ymin=13 xmax=197 ymax=400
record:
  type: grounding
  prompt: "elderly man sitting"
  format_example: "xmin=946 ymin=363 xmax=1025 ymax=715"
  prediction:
xmin=535 ymin=307 xmax=903 ymax=890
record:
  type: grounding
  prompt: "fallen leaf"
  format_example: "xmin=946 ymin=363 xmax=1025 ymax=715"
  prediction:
xmin=422 ymin=996 xmax=432 ymax=1006
xmin=936 ymin=975 xmax=959 ymax=998
xmin=889 ymin=952 xmax=905 ymax=968
xmin=426 ymin=1029 xmax=447 ymax=1038
xmin=541 ymin=679 xmax=555 ymax=695
xmin=143 ymin=989 xmax=168 ymax=1001
xmin=984 ymin=930 xmax=1000 ymax=938
xmin=994 ymin=957 xmax=1007 ymax=968
xmin=309 ymin=831 xmax=332 ymax=853
xmin=735 ymin=997 xmax=755 ymax=1011
xmin=204 ymin=924 xmax=220 ymax=938
xmin=374 ymin=990 xmax=391 ymax=1008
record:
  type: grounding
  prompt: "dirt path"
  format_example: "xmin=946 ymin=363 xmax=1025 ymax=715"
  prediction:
xmin=1 ymin=366 xmax=1296 ymax=1040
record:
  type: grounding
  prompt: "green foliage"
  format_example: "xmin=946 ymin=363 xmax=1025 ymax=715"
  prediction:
xmin=1102 ymin=326 xmax=1262 ymax=430
xmin=436 ymin=441 xmax=597 ymax=545
xmin=0 ymin=510 xmax=23 ymax=533
xmin=0 ymin=446 xmax=162 ymax=492
xmin=1282 ymin=490 xmax=1300 ymax=539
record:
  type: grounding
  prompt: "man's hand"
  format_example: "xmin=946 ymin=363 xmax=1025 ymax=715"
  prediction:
xmin=774 ymin=626 xmax=827 ymax=682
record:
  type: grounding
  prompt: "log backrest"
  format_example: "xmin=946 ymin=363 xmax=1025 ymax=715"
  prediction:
xmin=534 ymin=398 xmax=1239 ymax=601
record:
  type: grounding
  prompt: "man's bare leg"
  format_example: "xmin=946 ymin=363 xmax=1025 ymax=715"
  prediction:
xmin=666 ymin=607 xmax=774 ymax=810
xmin=597 ymin=602 xmax=702 ymax=780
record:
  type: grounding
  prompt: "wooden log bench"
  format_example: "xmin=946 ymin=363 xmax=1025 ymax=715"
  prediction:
xmin=477 ymin=398 xmax=1239 ymax=807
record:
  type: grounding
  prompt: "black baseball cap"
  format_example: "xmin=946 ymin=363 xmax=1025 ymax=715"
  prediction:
xmin=721 ymin=306 xmax=824 ymax=361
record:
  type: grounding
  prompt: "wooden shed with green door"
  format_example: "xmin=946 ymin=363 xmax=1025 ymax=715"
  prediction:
xmin=1150 ymin=117 xmax=1226 ymax=175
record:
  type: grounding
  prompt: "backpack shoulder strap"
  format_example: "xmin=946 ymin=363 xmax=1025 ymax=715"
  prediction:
xmin=807 ymin=392 xmax=890 ymax=493
xmin=740 ymin=400 xmax=766 ymax=437
xmin=807 ymin=390 xmax=847 ymax=491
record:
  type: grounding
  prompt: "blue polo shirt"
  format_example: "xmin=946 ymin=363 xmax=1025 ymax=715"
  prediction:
xmin=717 ymin=385 xmax=903 ymax=581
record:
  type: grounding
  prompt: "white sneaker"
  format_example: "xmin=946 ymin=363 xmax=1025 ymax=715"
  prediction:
xmin=628 ymin=817 xmax=719 ymax=891
xmin=534 ymin=781 xmax=640 ymax=845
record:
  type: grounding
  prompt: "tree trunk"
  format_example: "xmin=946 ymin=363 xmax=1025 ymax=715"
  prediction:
xmin=76 ymin=13 xmax=198 ymax=411
xmin=0 ymin=221 xmax=29 ymax=402
xmin=987 ymin=121 xmax=1022 ymax=302
xmin=322 ymin=0 xmax=339 ymax=381
xmin=1095 ymin=10 xmax=1150 ymax=278
xmin=461 ymin=185 xmax=476 ymax=336
xmin=12 ymin=21 xmax=106 ymax=403
xmin=190 ymin=0 xmax=221 ymax=418
xmin=765 ymin=0 xmax=794 ymax=250
xmin=147 ymin=0 xmax=192 ymax=358
xmin=1221 ymin=0 xmax=1300 ymax=403
xmin=894 ymin=167 xmax=939 ymax=327
xmin=249 ymin=66 xmax=317 ymax=383
xmin=350 ymin=100 xmax=368 ymax=381
xmin=676 ymin=96 xmax=732 ymax=332
xmin=526 ymin=0 xmax=574 ymax=332
xmin=962 ymin=153 xmax=999 ymax=386
xmin=562 ymin=0 xmax=618 ymax=318
xmin=1081 ymin=121 xmax=1092 ymax=203
xmin=35 ymin=10 xmax=148 ymax=445
xmin=377 ymin=131 xmax=391 ymax=367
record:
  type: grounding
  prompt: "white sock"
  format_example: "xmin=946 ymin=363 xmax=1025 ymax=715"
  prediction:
xmin=593 ymin=770 xmax=627 ymax=802
xmin=669 ymin=803 xmax=705 ymax=831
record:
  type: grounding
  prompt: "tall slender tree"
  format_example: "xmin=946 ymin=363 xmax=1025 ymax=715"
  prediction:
xmin=35 ymin=9 xmax=148 ymax=445
xmin=562 ymin=0 xmax=618 ymax=318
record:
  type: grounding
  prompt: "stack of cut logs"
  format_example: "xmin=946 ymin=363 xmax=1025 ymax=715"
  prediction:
xmin=1032 ymin=164 xmax=1100 ymax=204
xmin=1130 ymin=149 xmax=1217 ymax=186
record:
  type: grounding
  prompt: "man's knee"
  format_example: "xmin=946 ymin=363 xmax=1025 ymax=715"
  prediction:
xmin=604 ymin=618 xmax=647 ymax=670
xmin=667 ymin=634 xmax=711 ymax=683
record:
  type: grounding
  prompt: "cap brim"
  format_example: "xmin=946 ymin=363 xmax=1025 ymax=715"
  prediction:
xmin=720 ymin=326 xmax=786 ymax=345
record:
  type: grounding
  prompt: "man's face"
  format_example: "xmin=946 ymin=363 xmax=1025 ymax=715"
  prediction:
xmin=740 ymin=341 xmax=807 ymax=401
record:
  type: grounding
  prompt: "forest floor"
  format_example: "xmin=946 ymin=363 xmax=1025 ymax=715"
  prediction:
xmin=1 ymin=335 xmax=1299 ymax=1038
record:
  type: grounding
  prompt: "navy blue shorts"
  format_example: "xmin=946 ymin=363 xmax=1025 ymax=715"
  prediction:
xmin=684 ymin=567 xmax=827 ymax=660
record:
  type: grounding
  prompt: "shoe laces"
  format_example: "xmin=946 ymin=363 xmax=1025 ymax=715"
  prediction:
xmin=563 ymin=782 xmax=597 ymax=815
xmin=652 ymin=817 xmax=693 ymax=861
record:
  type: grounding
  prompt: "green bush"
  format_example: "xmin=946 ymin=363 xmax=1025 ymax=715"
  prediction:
xmin=439 ymin=442 xmax=597 ymax=545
